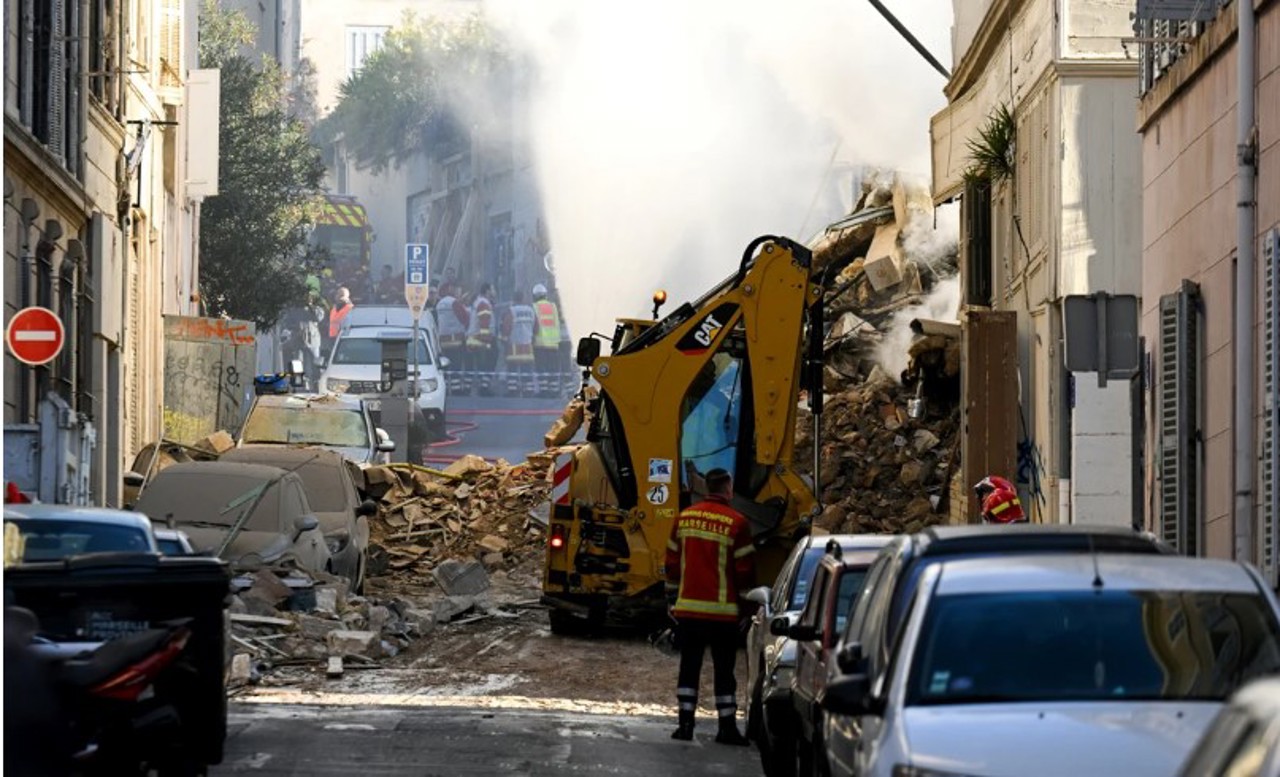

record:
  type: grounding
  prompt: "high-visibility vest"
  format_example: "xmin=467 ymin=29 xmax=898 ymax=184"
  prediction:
xmin=328 ymin=303 xmax=353 ymax=338
xmin=436 ymin=295 xmax=467 ymax=346
xmin=534 ymin=300 xmax=561 ymax=349
xmin=664 ymin=496 xmax=755 ymax=622
xmin=466 ymin=296 xmax=495 ymax=348
xmin=507 ymin=304 xmax=536 ymax=363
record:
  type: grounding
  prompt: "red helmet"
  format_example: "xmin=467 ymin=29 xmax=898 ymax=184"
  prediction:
xmin=974 ymin=476 xmax=1025 ymax=524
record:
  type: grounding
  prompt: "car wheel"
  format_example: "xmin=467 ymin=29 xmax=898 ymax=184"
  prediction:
xmin=352 ymin=553 xmax=367 ymax=595
xmin=765 ymin=727 xmax=797 ymax=777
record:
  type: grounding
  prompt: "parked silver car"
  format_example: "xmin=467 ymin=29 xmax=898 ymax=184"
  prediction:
xmin=135 ymin=462 xmax=332 ymax=576
xmin=743 ymin=533 xmax=894 ymax=777
xmin=1179 ymin=676 xmax=1280 ymax=777
xmin=820 ymin=553 xmax=1280 ymax=777
xmin=238 ymin=393 xmax=394 ymax=465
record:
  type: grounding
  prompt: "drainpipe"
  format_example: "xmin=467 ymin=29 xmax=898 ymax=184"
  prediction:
xmin=1234 ymin=0 xmax=1258 ymax=562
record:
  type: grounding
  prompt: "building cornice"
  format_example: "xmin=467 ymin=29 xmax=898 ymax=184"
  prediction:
xmin=1053 ymin=59 xmax=1140 ymax=79
xmin=946 ymin=0 xmax=1027 ymax=101
xmin=4 ymin=113 xmax=91 ymax=220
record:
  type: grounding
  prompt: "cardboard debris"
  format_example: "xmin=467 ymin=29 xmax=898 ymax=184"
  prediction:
xmin=193 ymin=430 xmax=236 ymax=455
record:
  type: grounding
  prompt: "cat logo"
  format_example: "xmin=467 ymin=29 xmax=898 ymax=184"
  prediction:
xmin=676 ymin=303 xmax=739 ymax=355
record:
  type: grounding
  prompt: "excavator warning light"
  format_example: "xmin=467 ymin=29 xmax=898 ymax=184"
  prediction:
xmin=549 ymin=524 xmax=567 ymax=549
xmin=652 ymin=289 xmax=668 ymax=319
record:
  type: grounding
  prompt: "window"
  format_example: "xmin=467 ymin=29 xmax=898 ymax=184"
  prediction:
xmin=679 ymin=353 xmax=744 ymax=484
xmin=963 ymin=178 xmax=992 ymax=306
xmin=834 ymin=569 xmax=870 ymax=636
xmin=8 ymin=519 xmax=152 ymax=560
xmin=345 ymin=26 xmax=388 ymax=77
xmin=241 ymin=406 xmax=370 ymax=447
xmin=1158 ymin=281 xmax=1202 ymax=555
xmin=907 ymin=590 xmax=1280 ymax=706
xmin=16 ymin=0 xmax=80 ymax=169
xmin=158 ymin=0 xmax=181 ymax=90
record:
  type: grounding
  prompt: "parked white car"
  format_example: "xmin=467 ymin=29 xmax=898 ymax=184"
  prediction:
xmin=820 ymin=553 xmax=1280 ymax=777
xmin=319 ymin=313 xmax=446 ymax=438
xmin=1179 ymin=676 xmax=1280 ymax=777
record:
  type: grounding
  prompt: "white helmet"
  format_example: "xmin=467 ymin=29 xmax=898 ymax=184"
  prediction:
xmin=532 ymin=283 xmax=548 ymax=297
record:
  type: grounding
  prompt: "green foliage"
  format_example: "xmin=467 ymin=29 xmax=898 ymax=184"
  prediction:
xmin=197 ymin=1 xmax=327 ymax=328
xmin=317 ymin=12 xmax=509 ymax=173
xmin=963 ymin=103 xmax=1016 ymax=185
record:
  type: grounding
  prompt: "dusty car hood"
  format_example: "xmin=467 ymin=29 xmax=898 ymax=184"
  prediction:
xmin=180 ymin=526 xmax=293 ymax=565
xmin=239 ymin=441 xmax=372 ymax=464
xmin=901 ymin=702 xmax=1220 ymax=777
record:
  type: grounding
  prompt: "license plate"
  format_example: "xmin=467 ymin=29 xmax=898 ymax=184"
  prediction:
xmin=366 ymin=400 xmax=381 ymax=411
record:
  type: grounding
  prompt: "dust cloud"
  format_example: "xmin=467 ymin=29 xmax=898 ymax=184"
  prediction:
xmin=875 ymin=275 xmax=961 ymax=381
xmin=489 ymin=0 xmax=954 ymax=336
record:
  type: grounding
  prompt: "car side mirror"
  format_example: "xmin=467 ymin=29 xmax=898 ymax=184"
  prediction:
xmin=836 ymin=641 xmax=864 ymax=673
xmin=789 ymin=622 xmax=819 ymax=642
xmin=439 ymin=356 xmax=451 ymax=369
xmin=819 ymin=673 xmax=882 ymax=717
xmin=376 ymin=429 xmax=396 ymax=453
xmin=357 ymin=500 xmax=379 ymax=518
xmin=123 ymin=471 xmax=147 ymax=488
xmin=576 ymin=336 xmax=600 ymax=367
xmin=770 ymin=613 xmax=798 ymax=637
xmin=293 ymin=514 xmax=320 ymax=539
xmin=744 ymin=586 xmax=771 ymax=612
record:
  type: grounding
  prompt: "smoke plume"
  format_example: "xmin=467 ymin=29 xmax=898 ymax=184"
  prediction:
xmin=489 ymin=0 xmax=954 ymax=336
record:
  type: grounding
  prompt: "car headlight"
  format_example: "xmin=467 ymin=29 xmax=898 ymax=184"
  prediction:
xmin=325 ymin=533 xmax=350 ymax=555
xmin=422 ymin=378 xmax=439 ymax=394
xmin=326 ymin=379 xmax=350 ymax=394
xmin=893 ymin=766 xmax=980 ymax=777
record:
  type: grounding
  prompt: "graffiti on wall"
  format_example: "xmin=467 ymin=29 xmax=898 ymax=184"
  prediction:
xmin=163 ymin=316 xmax=256 ymax=443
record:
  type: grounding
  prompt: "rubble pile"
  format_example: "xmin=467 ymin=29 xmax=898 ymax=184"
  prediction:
xmin=360 ymin=454 xmax=553 ymax=577
xmin=798 ymin=172 xmax=964 ymax=534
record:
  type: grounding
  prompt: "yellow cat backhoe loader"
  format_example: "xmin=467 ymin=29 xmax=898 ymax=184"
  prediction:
xmin=542 ymin=235 xmax=830 ymax=633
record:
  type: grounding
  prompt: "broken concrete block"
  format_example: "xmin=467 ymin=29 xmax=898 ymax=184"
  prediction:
xmin=913 ymin=430 xmax=941 ymax=453
xmin=243 ymin=569 xmax=292 ymax=608
xmin=326 ymin=630 xmax=379 ymax=658
xmin=295 ymin=614 xmax=344 ymax=641
xmin=340 ymin=610 xmax=367 ymax=630
xmin=404 ymin=608 xmax=437 ymax=637
xmin=892 ymin=176 xmax=934 ymax=231
xmin=229 ymin=653 xmax=253 ymax=686
xmin=313 ymin=587 xmax=339 ymax=615
xmin=443 ymin=454 xmax=492 ymax=478
xmin=327 ymin=656 xmax=344 ymax=678
xmin=478 ymin=535 xmax=509 ymax=554
xmin=481 ymin=552 xmax=505 ymax=569
xmin=433 ymin=595 xmax=476 ymax=623
xmin=864 ymin=225 xmax=904 ymax=291
xmin=828 ymin=312 xmax=875 ymax=342
xmin=432 ymin=559 xmax=490 ymax=596
xmin=367 ymin=605 xmax=391 ymax=635
xmin=195 ymin=430 xmax=236 ymax=455
xmin=900 ymin=461 xmax=925 ymax=485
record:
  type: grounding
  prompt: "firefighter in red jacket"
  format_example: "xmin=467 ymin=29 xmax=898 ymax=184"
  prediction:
xmin=664 ymin=467 xmax=754 ymax=745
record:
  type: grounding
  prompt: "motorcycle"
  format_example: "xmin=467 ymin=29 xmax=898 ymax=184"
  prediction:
xmin=5 ymin=606 xmax=203 ymax=776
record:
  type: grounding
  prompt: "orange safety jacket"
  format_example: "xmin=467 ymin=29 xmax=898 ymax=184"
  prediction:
xmin=328 ymin=302 xmax=354 ymax=338
xmin=665 ymin=495 xmax=755 ymax=622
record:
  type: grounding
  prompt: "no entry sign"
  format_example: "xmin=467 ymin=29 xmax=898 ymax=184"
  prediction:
xmin=6 ymin=307 xmax=65 ymax=366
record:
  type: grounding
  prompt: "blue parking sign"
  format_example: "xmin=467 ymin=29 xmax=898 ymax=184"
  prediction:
xmin=405 ymin=244 xmax=429 ymax=286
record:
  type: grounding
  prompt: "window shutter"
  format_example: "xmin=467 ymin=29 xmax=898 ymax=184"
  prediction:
xmin=964 ymin=178 xmax=993 ymax=306
xmin=46 ymin=0 xmax=66 ymax=163
xmin=1158 ymin=281 xmax=1201 ymax=554
xmin=159 ymin=0 xmax=182 ymax=90
xmin=1263 ymin=229 xmax=1280 ymax=582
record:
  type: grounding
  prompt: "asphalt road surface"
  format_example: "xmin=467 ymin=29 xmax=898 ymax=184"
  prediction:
xmin=426 ymin=395 xmax=573 ymax=466
xmin=215 ymin=703 xmax=759 ymax=776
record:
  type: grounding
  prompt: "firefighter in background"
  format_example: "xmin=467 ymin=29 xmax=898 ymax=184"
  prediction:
xmin=532 ymin=283 xmax=562 ymax=398
xmin=501 ymin=289 xmax=537 ymax=396
xmin=974 ymin=475 xmax=1027 ymax=524
xmin=435 ymin=283 xmax=471 ymax=396
xmin=467 ymin=283 xmax=498 ymax=397
xmin=665 ymin=467 xmax=754 ymax=746
xmin=325 ymin=287 xmax=354 ymax=356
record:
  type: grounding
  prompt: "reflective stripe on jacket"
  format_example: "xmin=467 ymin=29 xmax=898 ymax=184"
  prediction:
xmin=534 ymin=300 xmax=561 ymax=349
xmin=466 ymin=296 xmax=495 ymax=347
xmin=328 ymin=303 xmax=353 ymax=338
xmin=506 ymin=304 xmax=536 ymax=362
xmin=665 ymin=495 xmax=754 ymax=622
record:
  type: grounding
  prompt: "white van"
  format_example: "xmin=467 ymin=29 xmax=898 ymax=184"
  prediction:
xmin=319 ymin=307 xmax=447 ymax=437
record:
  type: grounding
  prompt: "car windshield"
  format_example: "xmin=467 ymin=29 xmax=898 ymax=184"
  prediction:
xmin=331 ymin=336 xmax=433 ymax=366
xmin=241 ymin=405 xmax=369 ymax=447
xmin=136 ymin=473 xmax=283 ymax=533
xmin=835 ymin=569 xmax=870 ymax=634
xmin=908 ymin=590 xmax=1280 ymax=706
xmin=8 ymin=519 xmax=151 ymax=560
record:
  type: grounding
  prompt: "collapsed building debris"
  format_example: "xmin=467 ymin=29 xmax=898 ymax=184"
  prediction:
xmin=795 ymin=172 xmax=964 ymax=535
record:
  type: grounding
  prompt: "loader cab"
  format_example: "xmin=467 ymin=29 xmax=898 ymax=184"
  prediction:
xmin=611 ymin=318 xmax=657 ymax=352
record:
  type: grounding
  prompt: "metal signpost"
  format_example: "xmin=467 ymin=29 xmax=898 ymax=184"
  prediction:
xmin=404 ymin=244 xmax=430 ymax=432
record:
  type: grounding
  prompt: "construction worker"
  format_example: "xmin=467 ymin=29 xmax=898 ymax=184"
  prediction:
xmin=974 ymin=475 xmax=1027 ymax=523
xmin=325 ymin=287 xmax=354 ymax=354
xmin=532 ymin=283 xmax=562 ymax=398
xmin=435 ymin=283 xmax=471 ymax=395
xmin=664 ymin=467 xmax=754 ymax=746
xmin=502 ymin=289 xmax=537 ymax=396
xmin=466 ymin=283 xmax=498 ymax=396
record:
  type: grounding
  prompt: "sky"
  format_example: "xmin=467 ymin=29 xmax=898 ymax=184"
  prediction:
xmin=488 ymin=0 xmax=956 ymax=335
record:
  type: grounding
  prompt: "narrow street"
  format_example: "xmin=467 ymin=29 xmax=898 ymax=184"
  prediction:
xmin=216 ymin=704 xmax=757 ymax=775
xmin=425 ymin=395 xmax=571 ymax=466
